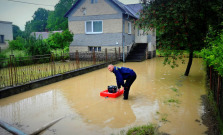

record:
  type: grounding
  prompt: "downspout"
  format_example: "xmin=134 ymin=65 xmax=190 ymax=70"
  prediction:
xmin=122 ymin=13 xmax=129 ymax=62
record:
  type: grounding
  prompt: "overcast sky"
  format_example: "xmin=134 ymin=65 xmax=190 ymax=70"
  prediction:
xmin=0 ymin=0 xmax=140 ymax=31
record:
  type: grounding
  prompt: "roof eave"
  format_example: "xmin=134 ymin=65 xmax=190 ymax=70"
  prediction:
xmin=64 ymin=0 xmax=81 ymax=18
xmin=64 ymin=0 xmax=139 ymax=19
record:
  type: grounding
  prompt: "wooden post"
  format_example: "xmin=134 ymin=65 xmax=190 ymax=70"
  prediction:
xmin=9 ymin=55 xmax=14 ymax=86
xmin=210 ymin=67 xmax=212 ymax=90
xmin=115 ymin=48 xmax=117 ymax=60
xmin=76 ymin=50 xmax=79 ymax=69
xmin=93 ymin=49 xmax=96 ymax=65
xmin=50 ymin=53 xmax=55 ymax=76
xmin=119 ymin=47 xmax=121 ymax=60
xmin=217 ymin=75 xmax=220 ymax=106
xmin=61 ymin=52 xmax=63 ymax=62
xmin=13 ymin=55 xmax=17 ymax=85
xmin=105 ymin=48 xmax=108 ymax=62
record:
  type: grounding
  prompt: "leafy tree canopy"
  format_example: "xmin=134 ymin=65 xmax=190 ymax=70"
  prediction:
xmin=46 ymin=0 xmax=77 ymax=31
xmin=137 ymin=0 xmax=223 ymax=76
xmin=24 ymin=8 xmax=50 ymax=36
xmin=12 ymin=25 xmax=23 ymax=40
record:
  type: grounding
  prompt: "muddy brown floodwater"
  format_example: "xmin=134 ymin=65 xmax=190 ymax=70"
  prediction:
xmin=0 ymin=57 xmax=207 ymax=135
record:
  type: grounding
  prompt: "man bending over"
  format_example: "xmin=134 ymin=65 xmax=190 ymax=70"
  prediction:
xmin=107 ymin=64 xmax=137 ymax=100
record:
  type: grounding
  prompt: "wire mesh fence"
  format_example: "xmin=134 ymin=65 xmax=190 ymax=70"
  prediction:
xmin=0 ymin=48 xmax=121 ymax=89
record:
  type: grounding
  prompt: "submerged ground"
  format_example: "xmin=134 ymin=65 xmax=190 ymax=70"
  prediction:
xmin=0 ymin=58 xmax=207 ymax=135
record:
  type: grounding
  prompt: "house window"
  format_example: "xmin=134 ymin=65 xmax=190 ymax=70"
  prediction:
xmin=94 ymin=47 xmax=97 ymax=52
xmin=86 ymin=20 xmax=103 ymax=34
xmin=0 ymin=35 xmax=4 ymax=43
xmin=98 ymin=47 xmax=101 ymax=52
xmin=89 ymin=46 xmax=101 ymax=52
xmin=89 ymin=46 xmax=93 ymax=51
xmin=91 ymin=0 xmax=98 ymax=4
xmin=128 ymin=22 xmax=131 ymax=34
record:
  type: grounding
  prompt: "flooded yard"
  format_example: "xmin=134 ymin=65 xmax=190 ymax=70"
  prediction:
xmin=0 ymin=57 xmax=207 ymax=135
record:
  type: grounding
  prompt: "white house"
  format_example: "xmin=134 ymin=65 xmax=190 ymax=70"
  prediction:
xmin=0 ymin=21 xmax=13 ymax=50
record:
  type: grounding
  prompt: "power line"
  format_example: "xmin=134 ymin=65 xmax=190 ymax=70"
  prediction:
xmin=6 ymin=0 xmax=55 ymax=7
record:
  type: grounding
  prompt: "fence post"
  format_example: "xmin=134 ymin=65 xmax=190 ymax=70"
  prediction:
xmin=210 ymin=66 xmax=212 ymax=90
xmin=119 ymin=47 xmax=121 ymax=60
xmin=50 ymin=53 xmax=55 ymax=76
xmin=13 ymin=55 xmax=17 ymax=85
xmin=115 ymin=48 xmax=117 ymax=60
xmin=76 ymin=50 xmax=79 ymax=69
xmin=105 ymin=48 xmax=108 ymax=62
xmin=93 ymin=49 xmax=96 ymax=65
xmin=217 ymin=75 xmax=220 ymax=106
xmin=9 ymin=55 xmax=14 ymax=86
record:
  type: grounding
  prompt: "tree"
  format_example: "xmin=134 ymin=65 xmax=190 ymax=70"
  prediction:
xmin=33 ymin=8 xmax=50 ymax=31
xmin=46 ymin=0 xmax=77 ymax=31
xmin=137 ymin=0 xmax=222 ymax=76
xmin=12 ymin=25 xmax=23 ymax=40
xmin=24 ymin=8 xmax=50 ymax=36
xmin=24 ymin=20 xmax=33 ymax=37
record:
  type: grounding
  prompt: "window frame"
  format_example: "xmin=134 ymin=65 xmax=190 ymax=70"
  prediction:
xmin=85 ymin=20 xmax=103 ymax=34
xmin=128 ymin=22 xmax=131 ymax=34
xmin=88 ymin=46 xmax=101 ymax=52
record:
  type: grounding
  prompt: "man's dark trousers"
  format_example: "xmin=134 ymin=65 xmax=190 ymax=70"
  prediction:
xmin=123 ymin=72 xmax=137 ymax=100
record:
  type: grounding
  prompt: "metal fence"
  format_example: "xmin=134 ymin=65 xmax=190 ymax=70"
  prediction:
xmin=207 ymin=66 xmax=223 ymax=119
xmin=0 ymin=48 xmax=121 ymax=89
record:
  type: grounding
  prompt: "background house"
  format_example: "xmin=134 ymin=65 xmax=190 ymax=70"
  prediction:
xmin=31 ymin=31 xmax=63 ymax=40
xmin=65 ymin=0 xmax=156 ymax=61
xmin=0 ymin=21 xmax=13 ymax=50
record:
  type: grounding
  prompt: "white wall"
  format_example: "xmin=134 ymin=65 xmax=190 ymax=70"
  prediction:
xmin=0 ymin=21 xmax=13 ymax=50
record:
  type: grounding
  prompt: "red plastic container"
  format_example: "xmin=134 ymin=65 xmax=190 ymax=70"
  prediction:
xmin=100 ymin=89 xmax=124 ymax=98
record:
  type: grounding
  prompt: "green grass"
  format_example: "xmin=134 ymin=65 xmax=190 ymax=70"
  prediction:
xmin=126 ymin=124 xmax=161 ymax=135
xmin=156 ymin=112 xmax=169 ymax=123
xmin=170 ymin=88 xmax=178 ymax=92
xmin=163 ymin=97 xmax=180 ymax=107
xmin=167 ymin=98 xmax=180 ymax=104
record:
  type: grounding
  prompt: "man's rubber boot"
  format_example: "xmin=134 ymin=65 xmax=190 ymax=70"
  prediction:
xmin=123 ymin=87 xmax=129 ymax=100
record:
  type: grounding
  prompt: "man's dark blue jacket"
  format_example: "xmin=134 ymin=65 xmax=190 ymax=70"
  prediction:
xmin=112 ymin=66 xmax=136 ymax=88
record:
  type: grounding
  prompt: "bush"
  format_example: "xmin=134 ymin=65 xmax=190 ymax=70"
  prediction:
xmin=0 ymin=49 xmax=28 ymax=59
xmin=201 ymin=29 xmax=223 ymax=75
xmin=46 ymin=29 xmax=73 ymax=50
xmin=8 ymin=30 xmax=73 ymax=57
xmin=9 ymin=36 xmax=26 ymax=50
xmin=0 ymin=51 xmax=6 ymax=59
xmin=8 ymin=36 xmax=51 ymax=56
xmin=26 ymin=37 xmax=51 ymax=55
